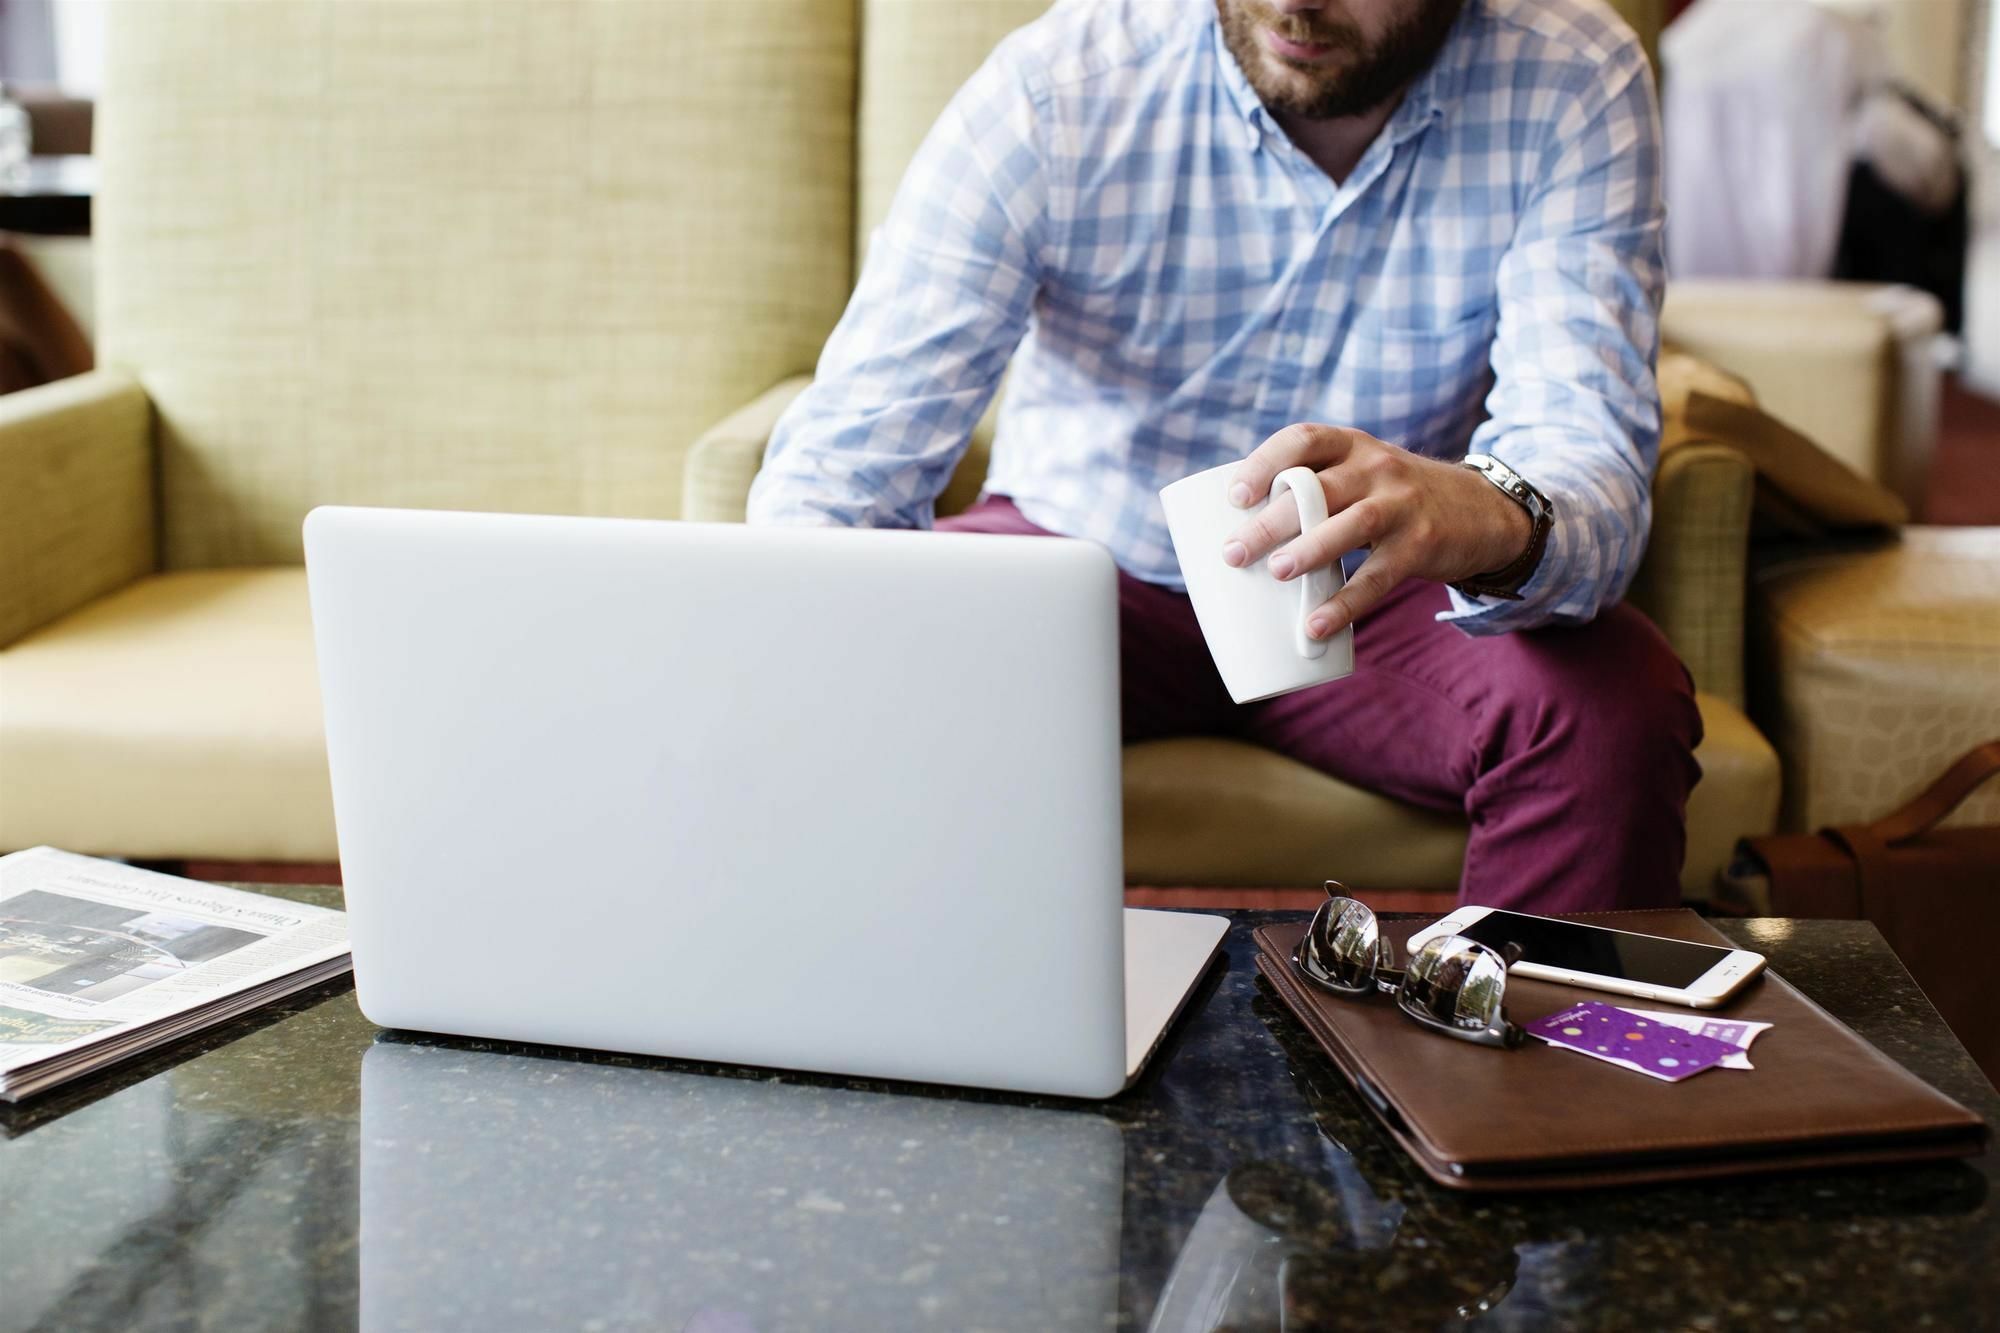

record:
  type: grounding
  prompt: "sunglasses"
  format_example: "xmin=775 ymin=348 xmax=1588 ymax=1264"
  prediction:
xmin=1290 ymin=884 xmax=1524 ymax=1049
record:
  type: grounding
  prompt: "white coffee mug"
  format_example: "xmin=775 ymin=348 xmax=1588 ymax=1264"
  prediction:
xmin=1159 ymin=462 xmax=1356 ymax=704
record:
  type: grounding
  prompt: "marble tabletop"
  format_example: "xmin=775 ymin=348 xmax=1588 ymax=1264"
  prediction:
xmin=0 ymin=893 xmax=1992 ymax=1333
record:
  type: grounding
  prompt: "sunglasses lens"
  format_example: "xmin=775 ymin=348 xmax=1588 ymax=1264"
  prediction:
xmin=1400 ymin=934 xmax=1510 ymax=1035
xmin=1301 ymin=895 xmax=1381 ymax=992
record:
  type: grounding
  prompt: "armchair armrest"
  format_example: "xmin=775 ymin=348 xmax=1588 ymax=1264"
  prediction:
xmin=0 ymin=369 xmax=154 ymax=649
xmin=1628 ymin=442 xmax=1752 ymax=711
xmin=681 ymin=376 xmax=814 ymax=523
xmin=680 ymin=375 xmax=1000 ymax=524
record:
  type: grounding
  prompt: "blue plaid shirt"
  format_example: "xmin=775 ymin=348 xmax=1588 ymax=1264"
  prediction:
xmin=749 ymin=0 xmax=1665 ymax=632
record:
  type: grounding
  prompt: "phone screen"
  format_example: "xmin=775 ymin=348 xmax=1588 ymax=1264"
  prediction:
xmin=1452 ymin=911 xmax=1731 ymax=989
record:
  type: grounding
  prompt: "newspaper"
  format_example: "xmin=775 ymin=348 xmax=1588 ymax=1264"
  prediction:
xmin=0 ymin=846 xmax=351 ymax=1101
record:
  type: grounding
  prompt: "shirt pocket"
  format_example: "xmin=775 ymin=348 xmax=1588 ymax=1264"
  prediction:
xmin=1327 ymin=309 xmax=1495 ymax=456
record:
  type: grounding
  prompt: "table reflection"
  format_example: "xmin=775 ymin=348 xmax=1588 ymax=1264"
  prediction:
xmin=1145 ymin=1158 xmax=1540 ymax=1332
xmin=359 ymin=1040 xmax=1124 ymax=1332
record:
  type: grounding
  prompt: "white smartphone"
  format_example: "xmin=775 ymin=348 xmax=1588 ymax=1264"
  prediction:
xmin=1404 ymin=907 xmax=1766 ymax=1009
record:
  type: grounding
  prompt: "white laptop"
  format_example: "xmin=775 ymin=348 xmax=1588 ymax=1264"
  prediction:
xmin=304 ymin=507 xmax=1227 ymax=1099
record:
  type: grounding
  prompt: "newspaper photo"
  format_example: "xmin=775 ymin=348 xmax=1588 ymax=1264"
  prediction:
xmin=0 ymin=846 xmax=351 ymax=1101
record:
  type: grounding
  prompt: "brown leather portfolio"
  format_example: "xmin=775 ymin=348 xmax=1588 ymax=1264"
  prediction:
xmin=1253 ymin=910 xmax=1987 ymax=1192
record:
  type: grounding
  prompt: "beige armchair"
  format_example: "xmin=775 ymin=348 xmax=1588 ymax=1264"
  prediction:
xmin=0 ymin=1 xmax=862 ymax=862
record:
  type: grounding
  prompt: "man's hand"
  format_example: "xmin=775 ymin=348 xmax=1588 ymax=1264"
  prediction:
xmin=1220 ymin=424 xmax=1532 ymax=639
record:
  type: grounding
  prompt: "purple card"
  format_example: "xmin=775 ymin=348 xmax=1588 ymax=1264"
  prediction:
xmin=1525 ymin=1002 xmax=1741 ymax=1082
xmin=1687 ymin=1018 xmax=1759 ymax=1048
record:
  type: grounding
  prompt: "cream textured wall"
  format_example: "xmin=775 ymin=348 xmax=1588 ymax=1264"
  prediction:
xmin=95 ymin=1 xmax=857 ymax=568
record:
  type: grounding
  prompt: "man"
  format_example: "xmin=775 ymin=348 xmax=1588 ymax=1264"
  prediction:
xmin=749 ymin=0 xmax=1701 ymax=912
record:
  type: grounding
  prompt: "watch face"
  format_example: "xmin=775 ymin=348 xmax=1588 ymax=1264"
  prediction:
xmin=1464 ymin=456 xmax=1550 ymax=520
xmin=1453 ymin=455 xmax=1551 ymax=598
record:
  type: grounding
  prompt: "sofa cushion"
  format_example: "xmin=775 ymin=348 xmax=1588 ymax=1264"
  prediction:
xmin=0 ymin=569 xmax=336 ymax=860
xmin=1123 ymin=737 xmax=1470 ymax=891
xmin=1657 ymin=344 xmax=1756 ymax=426
xmin=1680 ymin=392 xmax=1909 ymax=538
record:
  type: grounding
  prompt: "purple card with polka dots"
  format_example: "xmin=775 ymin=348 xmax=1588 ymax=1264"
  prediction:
xmin=1524 ymin=1002 xmax=1740 ymax=1082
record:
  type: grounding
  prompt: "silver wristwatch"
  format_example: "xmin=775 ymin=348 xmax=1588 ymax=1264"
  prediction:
xmin=1452 ymin=453 xmax=1554 ymax=601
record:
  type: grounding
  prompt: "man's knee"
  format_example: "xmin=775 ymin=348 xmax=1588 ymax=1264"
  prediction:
xmin=1480 ymin=607 xmax=1701 ymax=780
xmin=1456 ymin=606 xmax=1700 ymax=912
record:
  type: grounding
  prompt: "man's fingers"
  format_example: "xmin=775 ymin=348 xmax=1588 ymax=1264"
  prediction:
xmin=1224 ymin=453 xmax=1369 ymax=568
xmin=1265 ymin=489 xmax=1378 ymax=580
xmin=1306 ymin=552 xmax=1402 ymax=640
xmin=1220 ymin=496 xmax=1306 ymax=568
xmin=1227 ymin=423 xmax=1358 ymax=510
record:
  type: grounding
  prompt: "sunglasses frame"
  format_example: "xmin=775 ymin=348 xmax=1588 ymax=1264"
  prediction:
xmin=1290 ymin=883 xmax=1524 ymax=1049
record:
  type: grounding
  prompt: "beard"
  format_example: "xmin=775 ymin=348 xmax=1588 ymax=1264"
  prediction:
xmin=1217 ymin=0 xmax=1467 ymax=121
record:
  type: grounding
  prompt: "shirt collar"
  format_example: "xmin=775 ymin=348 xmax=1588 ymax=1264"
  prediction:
xmin=1393 ymin=3 xmax=1478 ymax=139
xmin=1211 ymin=11 xmax=1272 ymax=132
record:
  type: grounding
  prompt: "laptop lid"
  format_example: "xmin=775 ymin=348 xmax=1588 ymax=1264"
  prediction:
xmin=305 ymin=507 xmax=1130 ymax=1097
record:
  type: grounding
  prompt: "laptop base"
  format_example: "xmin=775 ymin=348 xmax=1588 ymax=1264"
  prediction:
xmin=1123 ymin=908 xmax=1230 ymax=1087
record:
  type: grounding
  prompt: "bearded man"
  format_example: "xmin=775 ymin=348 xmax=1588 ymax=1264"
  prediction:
xmin=749 ymin=0 xmax=1697 ymax=913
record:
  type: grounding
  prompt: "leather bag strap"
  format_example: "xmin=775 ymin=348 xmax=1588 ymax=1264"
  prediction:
xmin=1870 ymin=739 xmax=2000 ymax=846
xmin=1820 ymin=739 xmax=2000 ymax=926
xmin=1822 ymin=822 xmax=1901 ymax=929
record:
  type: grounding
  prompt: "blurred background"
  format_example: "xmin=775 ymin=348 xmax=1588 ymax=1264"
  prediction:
xmin=1658 ymin=0 xmax=2000 ymax=525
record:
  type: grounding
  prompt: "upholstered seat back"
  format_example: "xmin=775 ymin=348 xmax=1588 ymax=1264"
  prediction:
xmin=97 ymin=1 xmax=857 ymax=568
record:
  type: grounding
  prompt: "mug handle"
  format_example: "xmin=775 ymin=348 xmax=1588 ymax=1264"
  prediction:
xmin=1268 ymin=466 xmax=1343 ymax=660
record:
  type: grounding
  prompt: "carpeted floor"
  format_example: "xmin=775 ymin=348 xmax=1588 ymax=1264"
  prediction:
xmin=1927 ymin=375 xmax=2000 ymax=525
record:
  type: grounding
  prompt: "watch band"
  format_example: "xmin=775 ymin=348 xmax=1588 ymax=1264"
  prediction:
xmin=1451 ymin=453 xmax=1553 ymax=602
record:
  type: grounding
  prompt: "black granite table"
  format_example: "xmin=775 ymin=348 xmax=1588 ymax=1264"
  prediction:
xmin=0 ymin=155 xmax=92 ymax=235
xmin=1 ymin=894 xmax=1993 ymax=1332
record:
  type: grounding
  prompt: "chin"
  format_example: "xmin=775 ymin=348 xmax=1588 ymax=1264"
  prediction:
xmin=1267 ymin=70 xmax=1341 ymax=109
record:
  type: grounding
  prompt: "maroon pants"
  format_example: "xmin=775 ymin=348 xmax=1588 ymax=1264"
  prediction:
xmin=940 ymin=497 xmax=1703 ymax=911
